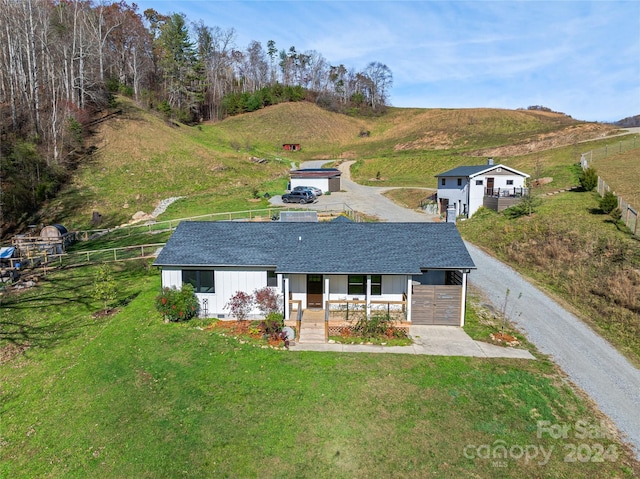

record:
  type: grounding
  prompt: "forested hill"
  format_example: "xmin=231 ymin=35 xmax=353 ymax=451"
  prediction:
xmin=0 ymin=0 xmax=392 ymax=230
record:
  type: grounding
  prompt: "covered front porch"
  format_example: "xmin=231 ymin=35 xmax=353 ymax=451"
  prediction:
xmin=281 ymin=270 xmax=469 ymax=343
xmin=282 ymin=273 xmax=411 ymax=317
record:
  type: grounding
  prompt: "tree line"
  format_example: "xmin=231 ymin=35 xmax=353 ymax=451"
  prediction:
xmin=0 ymin=0 xmax=393 ymax=231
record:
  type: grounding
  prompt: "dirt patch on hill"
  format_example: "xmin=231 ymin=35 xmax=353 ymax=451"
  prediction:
xmin=471 ymin=123 xmax=616 ymax=157
xmin=0 ymin=342 xmax=29 ymax=364
xmin=394 ymin=132 xmax=456 ymax=151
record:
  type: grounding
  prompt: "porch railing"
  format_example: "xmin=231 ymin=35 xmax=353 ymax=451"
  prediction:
xmin=325 ymin=299 xmax=407 ymax=321
xmin=484 ymin=187 xmax=529 ymax=198
xmin=288 ymin=299 xmax=303 ymax=335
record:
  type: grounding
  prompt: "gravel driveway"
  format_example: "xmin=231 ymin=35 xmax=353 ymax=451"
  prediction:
xmin=273 ymin=159 xmax=640 ymax=459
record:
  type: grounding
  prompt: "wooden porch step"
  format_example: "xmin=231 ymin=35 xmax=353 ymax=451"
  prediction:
xmin=297 ymin=310 xmax=327 ymax=344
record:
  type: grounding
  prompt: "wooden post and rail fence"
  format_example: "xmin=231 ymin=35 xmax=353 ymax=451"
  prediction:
xmin=2 ymin=203 xmax=363 ymax=276
xmin=580 ymin=134 xmax=640 ymax=237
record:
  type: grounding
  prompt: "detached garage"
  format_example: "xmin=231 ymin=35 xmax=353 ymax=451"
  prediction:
xmin=290 ymin=168 xmax=342 ymax=193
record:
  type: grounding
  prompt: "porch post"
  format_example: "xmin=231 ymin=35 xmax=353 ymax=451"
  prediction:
xmin=283 ymin=276 xmax=290 ymax=320
xmin=406 ymin=276 xmax=412 ymax=322
xmin=460 ymin=271 xmax=468 ymax=327
xmin=366 ymin=275 xmax=371 ymax=319
xmin=324 ymin=276 xmax=330 ymax=311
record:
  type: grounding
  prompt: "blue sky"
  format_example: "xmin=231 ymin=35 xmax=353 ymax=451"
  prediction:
xmin=135 ymin=1 xmax=640 ymax=122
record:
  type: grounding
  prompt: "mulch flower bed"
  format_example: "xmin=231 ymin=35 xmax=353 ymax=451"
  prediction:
xmin=490 ymin=332 xmax=521 ymax=347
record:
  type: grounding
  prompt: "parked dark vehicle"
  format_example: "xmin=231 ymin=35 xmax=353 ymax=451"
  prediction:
xmin=282 ymin=190 xmax=316 ymax=204
xmin=293 ymin=185 xmax=323 ymax=196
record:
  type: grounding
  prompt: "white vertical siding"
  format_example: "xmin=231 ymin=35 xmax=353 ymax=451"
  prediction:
xmin=161 ymin=267 xmax=280 ymax=318
xmin=214 ymin=269 xmax=267 ymax=317
xmin=437 ymin=178 xmax=468 ymax=216
xmin=161 ymin=268 xmax=182 ymax=289
xmin=328 ymin=275 xmax=347 ymax=295
xmin=468 ymin=180 xmax=485 ymax=217
xmin=469 ymin=172 xmax=527 ymax=216
xmin=460 ymin=271 xmax=468 ymax=327
xmin=162 ymin=270 xmax=412 ymax=317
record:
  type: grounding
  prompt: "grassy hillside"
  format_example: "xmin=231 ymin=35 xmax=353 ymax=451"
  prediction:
xmin=459 ymin=189 xmax=640 ymax=365
xmin=3 ymin=99 xmax=640 ymax=477
xmin=44 ymin=99 xmax=291 ymax=229
xmin=40 ymin=99 xmax=620 ymax=230
xmin=589 ymin=146 xmax=640 ymax=201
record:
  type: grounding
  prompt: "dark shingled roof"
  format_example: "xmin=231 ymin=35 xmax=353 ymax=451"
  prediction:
xmin=436 ymin=165 xmax=492 ymax=177
xmin=330 ymin=215 xmax=353 ymax=223
xmin=290 ymin=168 xmax=341 ymax=178
xmin=435 ymin=164 xmax=529 ymax=178
xmin=154 ymin=221 xmax=476 ymax=274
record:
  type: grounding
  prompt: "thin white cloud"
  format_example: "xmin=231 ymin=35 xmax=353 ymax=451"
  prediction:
xmin=134 ymin=0 xmax=640 ymax=121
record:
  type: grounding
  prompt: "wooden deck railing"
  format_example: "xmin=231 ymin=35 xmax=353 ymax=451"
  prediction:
xmin=325 ymin=299 xmax=407 ymax=321
xmin=484 ymin=187 xmax=529 ymax=198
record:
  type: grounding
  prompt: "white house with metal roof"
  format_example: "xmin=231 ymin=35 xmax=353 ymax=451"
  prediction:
xmin=435 ymin=160 xmax=530 ymax=217
xmin=153 ymin=221 xmax=476 ymax=327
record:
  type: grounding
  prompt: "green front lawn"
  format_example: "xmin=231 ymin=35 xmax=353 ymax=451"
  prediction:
xmin=0 ymin=262 xmax=637 ymax=478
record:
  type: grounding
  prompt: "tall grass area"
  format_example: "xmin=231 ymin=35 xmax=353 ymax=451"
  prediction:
xmin=589 ymin=146 xmax=640 ymax=202
xmin=458 ymin=190 xmax=640 ymax=365
xmin=1 ymin=262 xmax=638 ymax=478
xmin=347 ymin=113 xmax=616 ymax=189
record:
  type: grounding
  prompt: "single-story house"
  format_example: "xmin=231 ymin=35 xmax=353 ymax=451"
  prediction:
xmin=153 ymin=221 xmax=476 ymax=326
xmin=283 ymin=143 xmax=301 ymax=151
xmin=289 ymin=168 xmax=341 ymax=193
xmin=435 ymin=160 xmax=530 ymax=217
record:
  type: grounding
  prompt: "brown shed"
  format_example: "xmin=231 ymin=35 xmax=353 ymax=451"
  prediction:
xmin=283 ymin=143 xmax=301 ymax=151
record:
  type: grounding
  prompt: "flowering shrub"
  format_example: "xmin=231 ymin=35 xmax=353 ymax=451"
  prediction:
xmin=224 ymin=288 xmax=283 ymax=321
xmin=155 ymin=284 xmax=200 ymax=322
xmin=224 ymin=291 xmax=254 ymax=321
xmin=253 ymin=287 xmax=282 ymax=315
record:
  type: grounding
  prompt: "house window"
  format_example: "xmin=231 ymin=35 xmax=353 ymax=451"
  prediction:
xmin=267 ymin=270 xmax=278 ymax=287
xmin=348 ymin=275 xmax=365 ymax=295
xmin=506 ymin=179 xmax=514 ymax=185
xmin=347 ymin=275 xmax=381 ymax=295
xmin=371 ymin=275 xmax=382 ymax=295
xmin=457 ymin=178 xmax=462 ymax=186
xmin=182 ymin=270 xmax=214 ymax=293
xmin=476 ymin=180 xmax=483 ymax=185
xmin=441 ymin=178 xmax=446 ymax=186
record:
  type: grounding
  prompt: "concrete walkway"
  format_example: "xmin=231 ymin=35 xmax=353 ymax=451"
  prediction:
xmin=289 ymin=325 xmax=535 ymax=359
